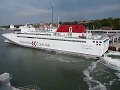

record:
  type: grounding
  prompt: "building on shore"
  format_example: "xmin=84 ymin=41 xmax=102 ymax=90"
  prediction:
xmin=10 ymin=24 xmax=15 ymax=29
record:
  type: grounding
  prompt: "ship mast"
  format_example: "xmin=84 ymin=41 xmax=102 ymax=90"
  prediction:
xmin=51 ymin=3 xmax=53 ymax=26
xmin=58 ymin=16 xmax=59 ymax=28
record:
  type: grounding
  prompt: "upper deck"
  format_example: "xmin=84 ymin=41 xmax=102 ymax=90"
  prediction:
xmin=13 ymin=24 xmax=109 ymax=41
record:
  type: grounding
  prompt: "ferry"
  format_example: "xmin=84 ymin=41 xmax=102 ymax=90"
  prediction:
xmin=2 ymin=24 xmax=109 ymax=57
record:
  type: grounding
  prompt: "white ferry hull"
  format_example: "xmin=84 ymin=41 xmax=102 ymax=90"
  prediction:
xmin=2 ymin=33 xmax=109 ymax=57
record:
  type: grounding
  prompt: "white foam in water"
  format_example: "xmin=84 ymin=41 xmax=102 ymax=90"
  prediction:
xmin=103 ymin=51 xmax=120 ymax=71
xmin=103 ymin=51 xmax=120 ymax=82
xmin=83 ymin=51 xmax=120 ymax=90
xmin=83 ymin=60 xmax=107 ymax=90
xmin=58 ymin=58 xmax=70 ymax=62
xmin=116 ymin=73 xmax=120 ymax=78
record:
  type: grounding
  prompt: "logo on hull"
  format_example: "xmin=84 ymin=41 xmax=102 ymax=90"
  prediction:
xmin=31 ymin=41 xmax=38 ymax=46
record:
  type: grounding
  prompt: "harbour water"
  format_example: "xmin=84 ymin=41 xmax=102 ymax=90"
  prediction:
xmin=0 ymin=30 xmax=120 ymax=90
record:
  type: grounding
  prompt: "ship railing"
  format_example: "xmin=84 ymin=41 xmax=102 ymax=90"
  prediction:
xmin=13 ymin=85 xmax=41 ymax=90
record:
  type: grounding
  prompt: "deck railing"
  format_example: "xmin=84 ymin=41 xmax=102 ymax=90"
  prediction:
xmin=13 ymin=85 xmax=41 ymax=90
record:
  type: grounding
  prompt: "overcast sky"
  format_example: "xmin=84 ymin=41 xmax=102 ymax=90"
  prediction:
xmin=0 ymin=0 xmax=120 ymax=25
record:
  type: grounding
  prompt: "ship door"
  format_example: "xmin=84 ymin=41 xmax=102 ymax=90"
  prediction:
xmin=68 ymin=27 xmax=72 ymax=37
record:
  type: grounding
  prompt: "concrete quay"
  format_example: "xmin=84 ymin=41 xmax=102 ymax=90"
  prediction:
xmin=109 ymin=41 xmax=120 ymax=51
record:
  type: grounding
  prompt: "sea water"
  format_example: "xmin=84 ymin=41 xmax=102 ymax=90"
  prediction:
xmin=0 ymin=30 xmax=120 ymax=90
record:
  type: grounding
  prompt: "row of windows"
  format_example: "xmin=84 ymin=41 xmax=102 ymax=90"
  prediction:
xmin=17 ymin=33 xmax=51 ymax=36
xmin=17 ymin=36 xmax=86 ymax=43
xmin=96 ymin=44 xmax=101 ymax=46
xmin=93 ymin=41 xmax=102 ymax=43
xmin=89 ymin=31 xmax=120 ymax=33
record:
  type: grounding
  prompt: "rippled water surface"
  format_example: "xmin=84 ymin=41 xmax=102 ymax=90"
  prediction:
xmin=0 ymin=30 xmax=120 ymax=90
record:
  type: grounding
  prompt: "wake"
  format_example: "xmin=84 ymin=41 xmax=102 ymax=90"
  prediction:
xmin=83 ymin=51 xmax=120 ymax=90
xmin=83 ymin=60 xmax=107 ymax=90
xmin=102 ymin=51 xmax=120 ymax=78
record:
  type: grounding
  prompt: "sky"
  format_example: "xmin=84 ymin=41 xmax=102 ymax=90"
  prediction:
xmin=0 ymin=0 xmax=120 ymax=25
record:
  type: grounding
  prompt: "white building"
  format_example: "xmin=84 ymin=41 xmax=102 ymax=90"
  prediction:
xmin=10 ymin=24 xmax=15 ymax=29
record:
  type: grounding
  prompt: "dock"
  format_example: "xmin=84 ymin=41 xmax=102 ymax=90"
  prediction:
xmin=109 ymin=34 xmax=120 ymax=51
xmin=109 ymin=41 xmax=120 ymax=51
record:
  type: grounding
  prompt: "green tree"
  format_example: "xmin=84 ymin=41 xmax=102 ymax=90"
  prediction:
xmin=108 ymin=17 xmax=113 ymax=27
xmin=94 ymin=20 xmax=103 ymax=29
xmin=113 ymin=18 xmax=120 ymax=30
xmin=101 ymin=19 xmax=110 ymax=26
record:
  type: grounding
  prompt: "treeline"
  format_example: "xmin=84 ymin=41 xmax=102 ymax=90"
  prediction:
xmin=0 ymin=25 xmax=9 ymax=29
xmin=60 ymin=17 xmax=120 ymax=30
xmin=0 ymin=17 xmax=120 ymax=30
xmin=86 ymin=17 xmax=120 ymax=30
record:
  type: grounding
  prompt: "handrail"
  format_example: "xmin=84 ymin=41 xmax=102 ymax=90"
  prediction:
xmin=13 ymin=85 xmax=41 ymax=90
